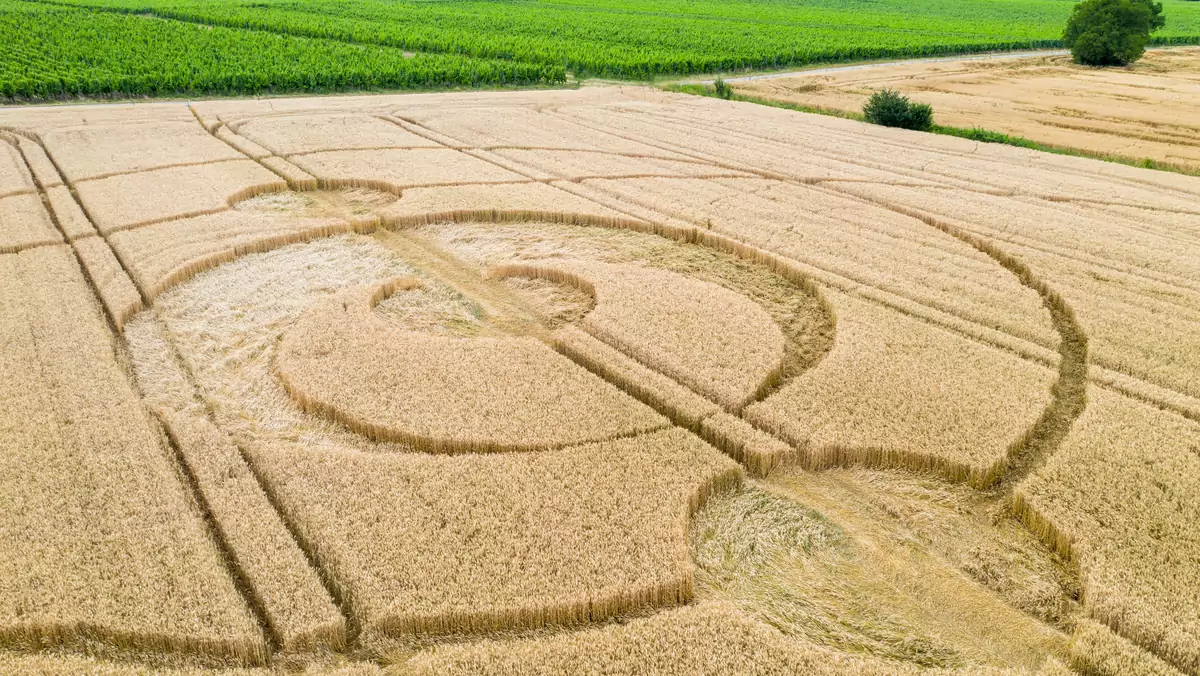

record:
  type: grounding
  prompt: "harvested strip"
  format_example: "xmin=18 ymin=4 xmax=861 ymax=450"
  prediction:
xmin=108 ymin=210 xmax=351 ymax=303
xmin=275 ymin=279 xmax=665 ymax=452
xmin=1014 ymin=389 xmax=1200 ymax=675
xmin=552 ymin=324 xmax=720 ymax=430
xmin=246 ymin=428 xmax=740 ymax=637
xmin=157 ymin=411 xmax=346 ymax=652
xmin=45 ymin=185 xmax=96 ymax=241
xmin=0 ymin=246 xmax=263 ymax=662
xmin=73 ymin=235 xmax=142 ymax=330
xmin=41 ymin=121 xmax=243 ymax=182
xmin=402 ymin=601 xmax=1024 ymax=675
xmin=215 ymin=127 xmax=272 ymax=159
xmin=258 ymin=156 xmax=319 ymax=191
xmin=289 ymin=148 xmax=525 ymax=191
xmin=745 ymin=291 xmax=1055 ymax=488
xmin=235 ymin=113 xmax=439 ymax=156
xmin=75 ymin=160 xmax=284 ymax=233
xmin=1068 ymin=619 xmax=1185 ymax=676
xmin=698 ymin=412 xmax=794 ymax=478
xmin=0 ymin=193 xmax=61 ymax=253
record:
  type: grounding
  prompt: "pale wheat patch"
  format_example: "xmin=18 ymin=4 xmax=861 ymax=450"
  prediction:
xmin=75 ymin=160 xmax=284 ymax=234
xmin=0 ymin=246 xmax=263 ymax=662
xmin=41 ymin=121 xmax=242 ymax=182
xmin=746 ymin=291 xmax=1056 ymax=487
xmin=0 ymin=193 xmax=61 ymax=253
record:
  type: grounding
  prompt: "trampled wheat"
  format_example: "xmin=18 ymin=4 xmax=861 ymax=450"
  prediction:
xmin=404 ymin=601 xmax=1037 ymax=675
xmin=1068 ymin=619 xmax=1187 ymax=676
xmin=1015 ymin=389 xmax=1200 ymax=675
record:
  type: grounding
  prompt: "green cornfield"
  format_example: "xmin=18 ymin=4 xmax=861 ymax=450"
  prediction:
xmin=0 ymin=1 xmax=564 ymax=100
xmin=4 ymin=0 xmax=1200 ymax=100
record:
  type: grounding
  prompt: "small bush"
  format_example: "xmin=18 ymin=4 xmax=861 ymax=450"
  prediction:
xmin=1063 ymin=0 xmax=1165 ymax=66
xmin=862 ymin=89 xmax=933 ymax=131
xmin=713 ymin=77 xmax=733 ymax=99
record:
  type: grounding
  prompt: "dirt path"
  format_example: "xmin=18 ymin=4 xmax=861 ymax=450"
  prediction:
xmin=678 ymin=49 xmax=1070 ymax=85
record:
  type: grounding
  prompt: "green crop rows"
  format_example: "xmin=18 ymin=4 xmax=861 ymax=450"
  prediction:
xmin=0 ymin=1 xmax=564 ymax=100
xmin=4 ymin=0 xmax=1200 ymax=101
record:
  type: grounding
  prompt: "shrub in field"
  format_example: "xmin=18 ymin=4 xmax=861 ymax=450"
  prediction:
xmin=1063 ymin=0 xmax=1166 ymax=66
xmin=713 ymin=77 xmax=733 ymax=99
xmin=862 ymin=89 xmax=934 ymax=131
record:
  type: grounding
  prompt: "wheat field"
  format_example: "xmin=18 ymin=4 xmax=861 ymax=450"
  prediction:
xmin=0 ymin=85 xmax=1198 ymax=675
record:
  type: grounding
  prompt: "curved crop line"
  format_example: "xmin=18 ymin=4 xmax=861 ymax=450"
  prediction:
xmin=353 ymin=459 xmax=742 ymax=638
xmin=485 ymin=262 xmax=599 ymax=302
xmin=273 ymin=275 xmax=675 ymax=454
xmin=825 ymin=185 xmax=1089 ymax=489
xmin=527 ymin=109 xmax=1091 ymax=487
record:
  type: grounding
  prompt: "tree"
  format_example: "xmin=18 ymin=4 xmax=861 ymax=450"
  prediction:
xmin=862 ymin=88 xmax=934 ymax=131
xmin=1063 ymin=0 xmax=1165 ymax=66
